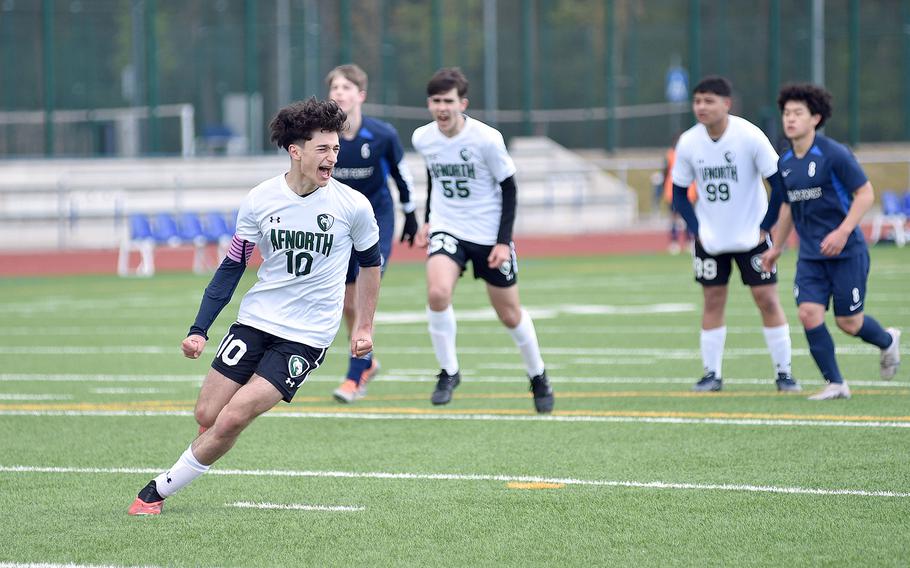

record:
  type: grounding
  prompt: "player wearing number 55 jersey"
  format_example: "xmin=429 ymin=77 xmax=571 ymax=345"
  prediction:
xmin=128 ymin=98 xmax=381 ymax=515
xmin=412 ymin=67 xmax=554 ymax=413
xmin=761 ymin=84 xmax=900 ymax=400
xmin=671 ymin=76 xmax=799 ymax=393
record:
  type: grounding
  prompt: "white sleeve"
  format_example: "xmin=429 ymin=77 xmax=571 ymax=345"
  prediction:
xmin=753 ymin=128 xmax=780 ymax=178
xmin=234 ymin=192 xmax=260 ymax=242
xmin=351 ymin=197 xmax=380 ymax=251
xmin=483 ymin=130 xmax=517 ymax=183
xmin=671 ymin=140 xmax=695 ymax=187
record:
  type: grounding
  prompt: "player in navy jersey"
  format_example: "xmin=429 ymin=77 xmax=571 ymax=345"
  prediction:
xmin=762 ymin=83 xmax=901 ymax=400
xmin=326 ymin=64 xmax=419 ymax=403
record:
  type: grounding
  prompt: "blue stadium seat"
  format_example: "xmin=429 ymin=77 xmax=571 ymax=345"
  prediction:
xmin=199 ymin=211 xmax=234 ymax=269
xmin=201 ymin=211 xmax=232 ymax=242
xmin=177 ymin=212 xmax=207 ymax=244
xmin=870 ymin=190 xmax=907 ymax=247
xmin=118 ymin=213 xmax=156 ymax=277
xmin=151 ymin=213 xmax=181 ymax=246
xmin=128 ymin=213 xmax=153 ymax=240
xmin=881 ymin=191 xmax=902 ymax=215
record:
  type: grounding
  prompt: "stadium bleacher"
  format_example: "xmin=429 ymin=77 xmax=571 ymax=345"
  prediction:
xmin=117 ymin=211 xmax=235 ymax=277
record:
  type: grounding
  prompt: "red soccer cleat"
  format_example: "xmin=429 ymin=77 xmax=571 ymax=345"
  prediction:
xmin=128 ymin=497 xmax=163 ymax=515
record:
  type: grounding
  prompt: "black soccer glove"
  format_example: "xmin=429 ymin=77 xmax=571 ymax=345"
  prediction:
xmin=400 ymin=211 xmax=419 ymax=246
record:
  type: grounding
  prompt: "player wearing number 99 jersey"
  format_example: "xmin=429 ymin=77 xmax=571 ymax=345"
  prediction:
xmin=411 ymin=67 xmax=554 ymax=413
xmin=670 ymin=76 xmax=798 ymax=394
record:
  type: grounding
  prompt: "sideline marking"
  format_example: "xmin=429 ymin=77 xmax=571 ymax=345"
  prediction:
xmin=1 ymin=465 xmax=907 ymax=499
xmin=227 ymin=501 xmax=364 ymax=512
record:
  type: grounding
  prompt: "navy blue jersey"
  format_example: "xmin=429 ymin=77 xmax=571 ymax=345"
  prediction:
xmin=332 ymin=116 xmax=414 ymax=213
xmin=778 ymin=134 xmax=868 ymax=260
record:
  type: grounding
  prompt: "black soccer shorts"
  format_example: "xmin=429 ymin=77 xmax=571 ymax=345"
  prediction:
xmin=211 ymin=322 xmax=328 ymax=402
xmin=693 ymin=238 xmax=777 ymax=287
xmin=427 ymin=231 xmax=518 ymax=288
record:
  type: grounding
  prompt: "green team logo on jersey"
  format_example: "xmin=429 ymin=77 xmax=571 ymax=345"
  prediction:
xmin=317 ymin=213 xmax=335 ymax=232
xmin=288 ymin=355 xmax=306 ymax=378
xmin=459 ymin=148 xmax=472 ymax=161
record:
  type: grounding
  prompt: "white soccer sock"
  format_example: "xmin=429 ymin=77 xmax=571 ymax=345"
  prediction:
xmin=507 ymin=308 xmax=546 ymax=377
xmin=763 ymin=324 xmax=792 ymax=375
xmin=427 ymin=305 xmax=459 ymax=375
xmin=154 ymin=445 xmax=210 ymax=498
xmin=700 ymin=326 xmax=727 ymax=377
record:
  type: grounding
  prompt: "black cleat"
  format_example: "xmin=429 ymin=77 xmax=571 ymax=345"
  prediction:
xmin=692 ymin=371 xmax=722 ymax=392
xmin=774 ymin=372 xmax=802 ymax=392
xmin=529 ymin=371 xmax=554 ymax=413
xmin=431 ymin=370 xmax=460 ymax=405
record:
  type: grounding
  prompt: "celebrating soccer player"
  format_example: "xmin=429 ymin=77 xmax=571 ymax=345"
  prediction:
xmin=128 ymin=98 xmax=381 ymax=515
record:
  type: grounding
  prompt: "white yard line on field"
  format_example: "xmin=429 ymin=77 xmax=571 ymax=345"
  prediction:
xmin=0 ymin=394 xmax=72 ymax=400
xmin=2 ymin=408 xmax=910 ymax=429
xmin=1 ymin=464 xmax=907 ymax=499
xmin=0 ymin=345 xmax=891 ymax=357
xmin=227 ymin=501 xmax=365 ymax=512
xmin=0 ymin=563 xmax=164 ymax=568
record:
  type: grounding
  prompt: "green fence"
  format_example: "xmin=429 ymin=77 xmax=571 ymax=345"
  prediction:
xmin=1 ymin=0 xmax=908 ymax=157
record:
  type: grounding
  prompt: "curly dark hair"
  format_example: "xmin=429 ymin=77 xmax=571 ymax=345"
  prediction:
xmin=427 ymin=67 xmax=469 ymax=97
xmin=777 ymin=83 xmax=832 ymax=129
xmin=268 ymin=97 xmax=347 ymax=150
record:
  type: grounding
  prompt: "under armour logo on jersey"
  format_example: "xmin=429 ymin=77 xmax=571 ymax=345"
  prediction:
xmin=317 ymin=213 xmax=335 ymax=231
xmin=724 ymin=151 xmax=735 ymax=164
xmin=270 ymin=216 xmax=281 ymax=223
xmin=360 ymin=143 xmax=371 ymax=159
xmin=808 ymin=161 xmax=816 ymax=177
xmin=782 ymin=169 xmax=791 ymax=178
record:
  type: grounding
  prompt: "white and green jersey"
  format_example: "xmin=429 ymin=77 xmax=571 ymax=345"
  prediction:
xmin=412 ymin=116 xmax=517 ymax=245
xmin=234 ymin=175 xmax=379 ymax=348
xmin=671 ymin=114 xmax=779 ymax=255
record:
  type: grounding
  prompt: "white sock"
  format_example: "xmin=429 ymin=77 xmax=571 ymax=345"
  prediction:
xmin=700 ymin=326 xmax=727 ymax=377
xmin=427 ymin=305 xmax=459 ymax=375
xmin=507 ymin=308 xmax=546 ymax=377
xmin=154 ymin=445 xmax=210 ymax=498
xmin=763 ymin=324 xmax=792 ymax=375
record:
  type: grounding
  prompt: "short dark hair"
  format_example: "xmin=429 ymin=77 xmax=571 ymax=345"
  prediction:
xmin=427 ymin=67 xmax=469 ymax=97
xmin=777 ymin=83 xmax=833 ymax=129
xmin=268 ymin=97 xmax=347 ymax=150
xmin=693 ymin=75 xmax=733 ymax=97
